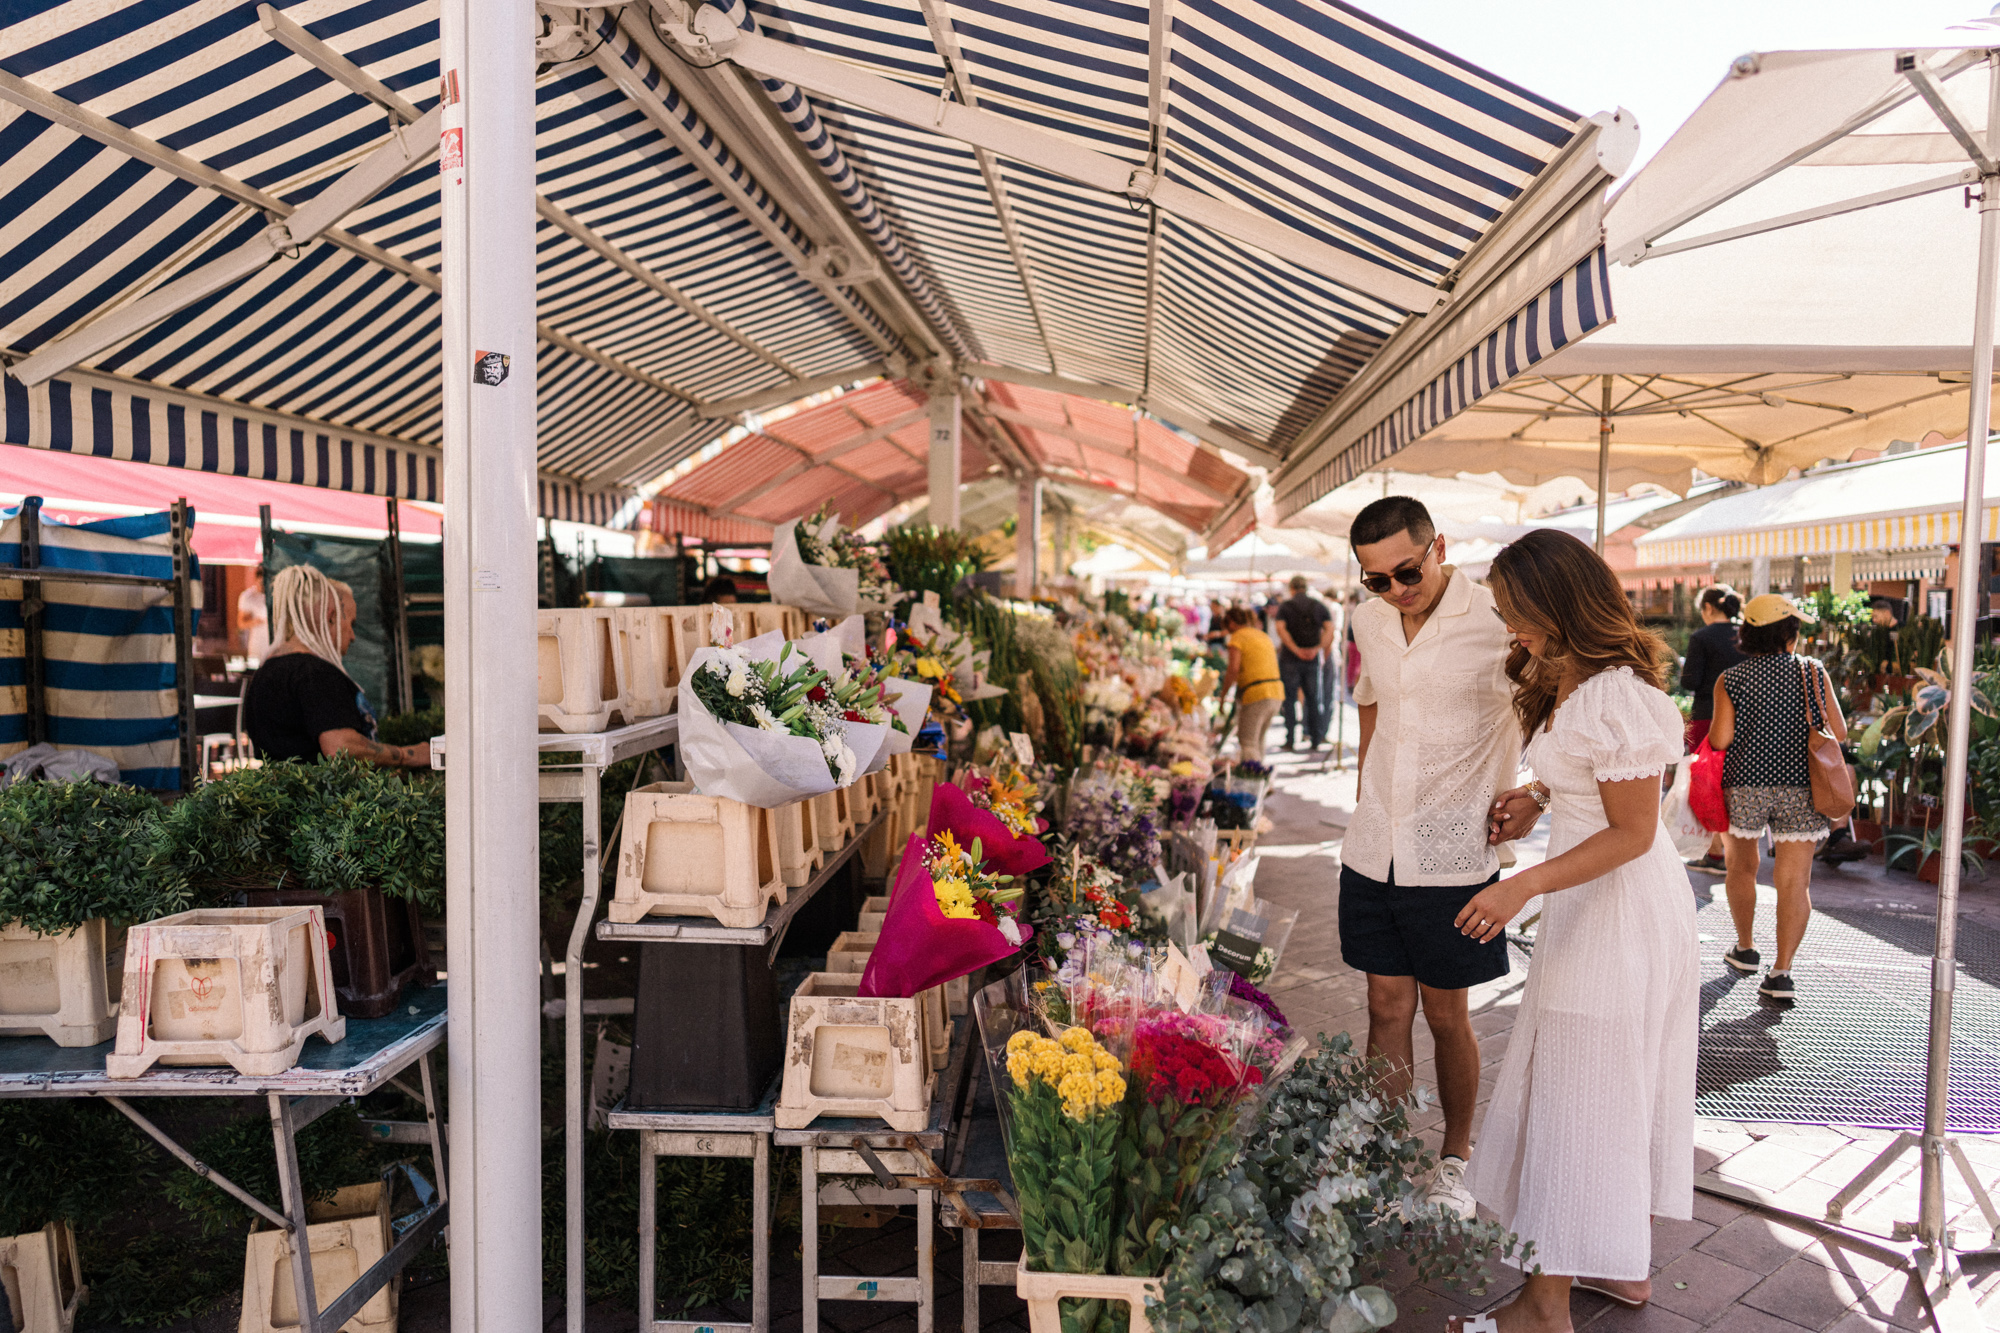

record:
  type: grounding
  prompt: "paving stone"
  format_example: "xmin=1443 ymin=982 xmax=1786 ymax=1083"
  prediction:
xmin=1695 ymin=1214 xmax=1823 ymax=1276
xmin=1797 ymin=1237 xmax=1905 ymax=1292
xmin=1578 ymin=1301 xmax=1704 ymax=1333
xmin=1740 ymin=1256 xmax=1872 ymax=1331
xmin=1648 ymin=1251 xmax=1764 ymax=1323
xmin=1821 ymin=1311 xmax=1897 ymax=1333
xmin=1715 ymin=1141 xmax=1828 ymax=1194
xmin=1699 ymin=1305 xmax=1823 ymax=1333
xmin=1694 ymin=1192 xmax=1752 ymax=1226
xmin=1855 ymin=1271 xmax=1929 ymax=1332
xmin=1649 ymin=1216 xmax=1720 ymax=1268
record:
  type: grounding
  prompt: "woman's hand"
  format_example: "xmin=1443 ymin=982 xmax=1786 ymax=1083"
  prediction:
xmin=1488 ymin=785 xmax=1543 ymax=844
xmin=1455 ymin=875 xmax=1536 ymax=943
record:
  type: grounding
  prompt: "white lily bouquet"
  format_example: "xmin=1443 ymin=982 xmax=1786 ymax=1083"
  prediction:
xmin=680 ymin=638 xmax=866 ymax=806
xmin=768 ymin=506 xmax=894 ymax=620
xmin=796 ymin=615 xmax=920 ymax=772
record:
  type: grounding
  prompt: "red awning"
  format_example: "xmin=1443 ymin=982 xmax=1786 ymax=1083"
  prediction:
xmin=0 ymin=444 xmax=440 ymax=563
xmin=652 ymin=379 xmax=1245 ymax=537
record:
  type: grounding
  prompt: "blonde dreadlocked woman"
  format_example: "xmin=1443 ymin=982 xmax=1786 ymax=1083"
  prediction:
xmin=240 ymin=565 xmax=429 ymax=768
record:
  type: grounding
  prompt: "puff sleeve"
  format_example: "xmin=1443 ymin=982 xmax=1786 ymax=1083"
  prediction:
xmin=1553 ymin=667 xmax=1686 ymax=783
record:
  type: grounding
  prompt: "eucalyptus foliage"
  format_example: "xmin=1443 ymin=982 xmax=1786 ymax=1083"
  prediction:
xmin=161 ymin=757 xmax=446 ymax=909
xmin=1149 ymin=1034 xmax=1525 ymax=1333
xmin=0 ymin=779 xmax=176 ymax=933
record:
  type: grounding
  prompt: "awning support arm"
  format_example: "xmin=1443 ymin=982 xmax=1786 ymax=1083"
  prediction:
xmin=1630 ymin=168 xmax=1976 ymax=265
xmin=687 ymin=12 xmax=1440 ymax=314
xmin=10 ymin=104 xmax=442 ymax=387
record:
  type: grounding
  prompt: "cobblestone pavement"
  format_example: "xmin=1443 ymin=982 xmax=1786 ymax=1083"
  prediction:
xmin=1252 ymin=710 xmax=2000 ymax=1333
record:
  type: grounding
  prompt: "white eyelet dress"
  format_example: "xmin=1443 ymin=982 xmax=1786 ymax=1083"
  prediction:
xmin=1464 ymin=667 xmax=1700 ymax=1280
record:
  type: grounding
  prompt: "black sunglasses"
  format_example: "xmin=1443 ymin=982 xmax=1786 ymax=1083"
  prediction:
xmin=1359 ymin=551 xmax=1430 ymax=595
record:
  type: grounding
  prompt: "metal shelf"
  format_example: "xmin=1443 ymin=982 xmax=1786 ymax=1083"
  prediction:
xmin=430 ymin=712 xmax=680 ymax=769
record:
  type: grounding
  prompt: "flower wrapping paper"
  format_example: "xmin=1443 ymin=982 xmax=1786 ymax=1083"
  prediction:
xmin=767 ymin=518 xmax=861 ymax=620
xmin=927 ymin=780 xmax=1051 ymax=877
xmin=858 ymin=834 xmax=1022 ymax=998
xmin=677 ymin=643 xmax=840 ymax=807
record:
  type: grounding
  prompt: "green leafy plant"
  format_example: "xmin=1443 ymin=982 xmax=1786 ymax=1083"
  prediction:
xmin=0 ymin=1099 xmax=157 ymax=1234
xmin=158 ymin=1101 xmax=378 ymax=1235
xmin=1887 ymin=825 xmax=1986 ymax=877
xmin=377 ymin=705 xmax=444 ymax=748
xmin=1895 ymin=617 xmax=1946 ymax=676
xmin=881 ymin=524 xmax=990 ymax=605
xmin=1149 ymin=1034 xmax=1523 ymax=1333
xmin=0 ymin=780 xmax=176 ymax=934
xmin=161 ymin=757 xmax=445 ymax=909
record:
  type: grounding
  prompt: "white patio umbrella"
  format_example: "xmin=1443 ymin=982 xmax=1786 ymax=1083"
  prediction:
xmin=1607 ymin=24 xmax=2000 ymax=1308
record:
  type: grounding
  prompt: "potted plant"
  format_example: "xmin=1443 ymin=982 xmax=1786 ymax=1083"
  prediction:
xmin=160 ymin=758 xmax=443 ymax=1018
xmin=1887 ymin=825 xmax=1984 ymax=885
xmin=0 ymin=780 xmax=174 ymax=1045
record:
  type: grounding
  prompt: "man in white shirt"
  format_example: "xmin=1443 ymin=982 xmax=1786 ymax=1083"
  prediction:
xmin=1344 ymin=495 xmax=1522 ymax=1220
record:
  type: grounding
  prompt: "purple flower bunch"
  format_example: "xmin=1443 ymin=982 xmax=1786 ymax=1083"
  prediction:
xmin=1227 ymin=971 xmax=1288 ymax=1029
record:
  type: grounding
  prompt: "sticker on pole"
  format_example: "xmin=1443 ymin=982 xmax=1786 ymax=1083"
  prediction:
xmin=473 ymin=351 xmax=510 ymax=386
xmin=439 ymin=126 xmax=464 ymax=183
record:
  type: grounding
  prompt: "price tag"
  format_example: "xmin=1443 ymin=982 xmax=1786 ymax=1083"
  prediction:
xmin=1008 ymin=732 xmax=1036 ymax=767
xmin=923 ymin=590 xmax=940 ymax=610
xmin=1209 ymin=908 xmax=1269 ymax=980
xmin=1160 ymin=944 xmax=1203 ymax=1012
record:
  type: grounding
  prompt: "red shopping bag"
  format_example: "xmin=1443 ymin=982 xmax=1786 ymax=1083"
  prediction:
xmin=1688 ymin=738 xmax=1729 ymax=833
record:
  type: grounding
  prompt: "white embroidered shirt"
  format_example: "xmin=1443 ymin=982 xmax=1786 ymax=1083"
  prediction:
xmin=1346 ymin=568 xmax=1523 ymax=887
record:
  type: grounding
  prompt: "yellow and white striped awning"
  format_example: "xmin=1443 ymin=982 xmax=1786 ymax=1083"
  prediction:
xmin=1635 ymin=442 xmax=1996 ymax=569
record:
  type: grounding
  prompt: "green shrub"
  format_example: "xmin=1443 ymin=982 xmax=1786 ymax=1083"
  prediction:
xmin=0 ymin=780 xmax=176 ymax=933
xmin=0 ymin=1100 xmax=157 ymax=1234
xmin=161 ymin=757 xmax=445 ymax=909
xmin=377 ymin=705 xmax=444 ymax=748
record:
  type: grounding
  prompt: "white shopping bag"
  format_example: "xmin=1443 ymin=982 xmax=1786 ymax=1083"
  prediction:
xmin=767 ymin=519 xmax=860 ymax=620
xmin=1659 ymin=762 xmax=1711 ymax=859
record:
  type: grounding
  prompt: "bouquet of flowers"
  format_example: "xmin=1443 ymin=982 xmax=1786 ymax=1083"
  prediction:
xmin=1063 ymin=773 xmax=1161 ymax=884
xmin=858 ymin=829 xmax=1026 ymax=997
xmin=796 ymin=504 xmax=894 ymax=607
xmin=769 ymin=507 xmax=886 ymax=620
xmin=1006 ymin=1025 xmax=1129 ymax=1333
xmin=930 ymin=776 xmax=1051 ymax=877
xmin=679 ymin=639 xmax=856 ymax=806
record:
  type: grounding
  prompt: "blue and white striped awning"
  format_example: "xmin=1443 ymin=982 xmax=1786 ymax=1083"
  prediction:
xmin=0 ymin=0 xmax=1621 ymax=535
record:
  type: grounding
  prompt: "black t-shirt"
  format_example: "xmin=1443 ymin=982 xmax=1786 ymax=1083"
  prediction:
xmin=243 ymin=653 xmax=376 ymax=762
xmin=1275 ymin=594 xmax=1331 ymax=650
xmin=1679 ymin=620 xmax=1747 ymax=721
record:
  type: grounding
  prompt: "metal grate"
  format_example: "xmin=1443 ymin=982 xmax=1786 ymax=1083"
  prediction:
xmin=1694 ymin=894 xmax=2000 ymax=1132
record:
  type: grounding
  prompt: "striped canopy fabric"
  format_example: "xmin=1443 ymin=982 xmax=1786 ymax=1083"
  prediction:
xmin=0 ymin=506 xmax=198 ymax=788
xmin=0 ymin=0 xmax=1607 ymax=539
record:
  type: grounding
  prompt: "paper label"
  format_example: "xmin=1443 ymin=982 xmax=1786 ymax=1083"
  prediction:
xmin=1210 ymin=908 xmax=1269 ymax=979
xmin=1160 ymin=944 xmax=1203 ymax=1012
xmin=1008 ymin=731 xmax=1035 ymax=767
xmin=923 ymin=590 xmax=940 ymax=610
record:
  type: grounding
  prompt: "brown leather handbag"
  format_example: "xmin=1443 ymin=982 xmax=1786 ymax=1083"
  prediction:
xmin=1801 ymin=658 xmax=1856 ymax=820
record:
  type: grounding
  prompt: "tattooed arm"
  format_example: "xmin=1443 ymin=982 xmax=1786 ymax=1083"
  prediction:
xmin=318 ymin=728 xmax=431 ymax=769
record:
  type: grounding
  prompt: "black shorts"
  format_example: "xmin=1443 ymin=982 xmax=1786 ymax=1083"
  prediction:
xmin=1338 ymin=863 xmax=1509 ymax=991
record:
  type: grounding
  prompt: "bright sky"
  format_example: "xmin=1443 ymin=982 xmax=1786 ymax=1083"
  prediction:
xmin=1363 ymin=0 xmax=1991 ymax=169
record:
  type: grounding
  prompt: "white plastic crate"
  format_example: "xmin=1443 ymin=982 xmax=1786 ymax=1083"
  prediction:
xmin=773 ymin=798 xmax=825 ymax=889
xmin=0 ymin=919 xmax=118 ymax=1047
xmin=106 ymin=906 xmax=345 ymax=1079
xmin=0 ymin=1222 xmax=84 ymax=1333
xmin=537 ymin=607 xmax=632 ymax=734
xmin=617 ymin=606 xmax=684 ymax=719
xmin=608 ymin=782 xmax=785 ymax=928
xmin=776 ymin=973 xmax=932 ymax=1131
xmin=810 ymin=785 xmax=856 ymax=854
xmin=239 ymin=1183 xmax=395 ymax=1333
xmin=1016 ymin=1255 xmax=1159 ymax=1333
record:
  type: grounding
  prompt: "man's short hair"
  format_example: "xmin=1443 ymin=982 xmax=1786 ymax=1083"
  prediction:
xmin=1288 ymin=574 xmax=1309 ymax=593
xmin=1350 ymin=496 xmax=1436 ymax=551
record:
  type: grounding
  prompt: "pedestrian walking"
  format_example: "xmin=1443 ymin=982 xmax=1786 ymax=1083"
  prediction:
xmin=1274 ymin=573 xmax=1333 ymax=750
xmin=1454 ymin=528 xmax=1698 ymax=1332
xmin=1679 ymin=584 xmax=1745 ymax=872
xmin=1343 ymin=496 xmax=1520 ymax=1219
xmin=1218 ymin=606 xmax=1283 ymax=763
xmin=1707 ymin=593 xmax=1848 ymax=1003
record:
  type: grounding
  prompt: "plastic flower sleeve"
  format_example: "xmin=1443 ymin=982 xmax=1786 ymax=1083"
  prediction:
xmin=926 ymin=780 xmax=1050 ymax=877
xmin=856 ymin=835 xmax=1022 ymax=998
xmin=878 ymin=678 xmax=932 ymax=756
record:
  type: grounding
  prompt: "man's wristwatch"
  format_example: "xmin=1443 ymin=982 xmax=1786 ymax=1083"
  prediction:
xmin=1526 ymin=781 xmax=1551 ymax=812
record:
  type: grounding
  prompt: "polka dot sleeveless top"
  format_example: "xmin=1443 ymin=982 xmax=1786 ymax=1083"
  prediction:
xmin=1720 ymin=651 xmax=1822 ymax=789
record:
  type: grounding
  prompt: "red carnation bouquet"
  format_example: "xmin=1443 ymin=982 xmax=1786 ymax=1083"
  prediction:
xmin=929 ymin=776 xmax=1050 ymax=878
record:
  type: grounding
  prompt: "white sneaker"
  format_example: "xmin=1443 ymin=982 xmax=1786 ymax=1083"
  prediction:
xmin=1425 ymin=1155 xmax=1477 ymax=1220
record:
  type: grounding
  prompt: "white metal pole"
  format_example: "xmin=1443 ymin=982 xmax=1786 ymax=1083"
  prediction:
xmin=1016 ymin=476 xmax=1040 ymax=599
xmin=1919 ymin=155 xmax=2000 ymax=1257
xmin=1595 ymin=374 xmax=1612 ymax=555
xmin=928 ymin=386 xmax=962 ymax=531
xmin=439 ymin=2 xmax=543 ymax=1330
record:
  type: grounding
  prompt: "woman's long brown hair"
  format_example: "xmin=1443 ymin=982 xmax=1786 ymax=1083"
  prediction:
xmin=1488 ymin=528 xmax=1670 ymax=737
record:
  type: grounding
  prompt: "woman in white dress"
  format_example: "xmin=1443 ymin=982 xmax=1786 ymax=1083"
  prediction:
xmin=1448 ymin=529 xmax=1700 ymax=1333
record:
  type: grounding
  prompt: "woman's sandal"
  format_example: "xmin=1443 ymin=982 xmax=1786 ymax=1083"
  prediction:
xmin=1444 ymin=1315 xmax=1503 ymax=1333
xmin=1573 ymin=1281 xmax=1648 ymax=1310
